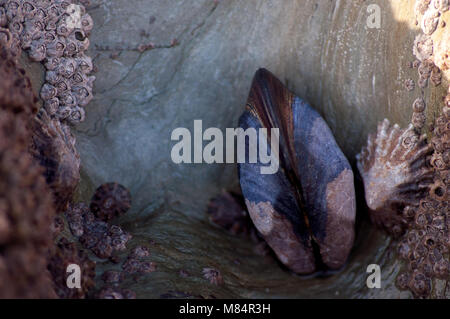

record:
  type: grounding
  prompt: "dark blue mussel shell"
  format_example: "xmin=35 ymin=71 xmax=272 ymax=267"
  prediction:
xmin=238 ymin=69 xmax=356 ymax=274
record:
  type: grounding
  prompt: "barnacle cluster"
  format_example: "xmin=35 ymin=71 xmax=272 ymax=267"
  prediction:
xmin=63 ymin=183 xmax=152 ymax=299
xmin=411 ymin=0 xmax=448 ymax=130
xmin=0 ymin=0 xmax=95 ymax=124
xmin=96 ymin=245 xmax=153 ymax=298
xmin=90 ymin=183 xmax=132 ymax=222
xmin=65 ymin=199 xmax=132 ymax=260
xmin=358 ymin=0 xmax=450 ymax=298
xmin=395 ymin=106 xmax=449 ymax=298
xmin=121 ymin=247 xmax=156 ymax=274
xmin=0 ymin=45 xmax=56 ymax=298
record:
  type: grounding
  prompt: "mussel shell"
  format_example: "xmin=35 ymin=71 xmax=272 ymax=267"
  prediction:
xmin=238 ymin=69 xmax=356 ymax=274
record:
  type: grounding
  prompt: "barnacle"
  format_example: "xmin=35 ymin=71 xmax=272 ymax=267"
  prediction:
xmin=122 ymin=257 xmax=144 ymax=274
xmin=80 ymin=14 xmax=93 ymax=33
xmin=29 ymin=39 xmax=46 ymax=61
xmin=90 ymin=183 xmax=132 ymax=222
xmin=130 ymin=246 xmax=150 ymax=258
xmin=101 ymin=270 xmax=122 ymax=284
xmin=202 ymin=268 xmax=223 ymax=285
xmin=404 ymin=78 xmax=415 ymax=91
xmin=418 ymin=59 xmax=434 ymax=79
xmin=44 ymin=56 xmax=60 ymax=70
xmin=412 ymin=98 xmax=426 ymax=113
xmin=40 ymin=82 xmax=58 ymax=100
xmin=1 ymin=0 xmax=95 ymax=124
xmin=430 ymin=66 xmax=442 ymax=86
xmin=421 ymin=9 xmax=440 ymax=35
xmin=356 ymin=119 xmax=434 ymax=236
xmin=0 ymin=7 xmax=7 ymax=27
xmin=65 ymin=192 xmax=132 ymax=259
xmin=72 ymin=83 xmax=92 ymax=106
xmin=22 ymin=1 xmax=36 ymax=18
xmin=412 ymin=112 xmax=427 ymax=129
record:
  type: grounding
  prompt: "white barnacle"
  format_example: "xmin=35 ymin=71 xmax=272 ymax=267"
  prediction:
xmin=357 ymin=119 xmax=434 ymax=235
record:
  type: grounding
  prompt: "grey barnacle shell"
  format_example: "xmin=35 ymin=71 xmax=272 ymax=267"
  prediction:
xmin=34 ymin=7 xmax=47 ymax=21
xmin=421 ymin=9 xmax=440 ymax=35
xmin=22 ymin=1 xmax=37 ymax=19
xmin=45 ymin=18 xmax=58 ymax=32
xmin=412 ymin=112 xmax=427 ymax=130
xmin=60 ymin=92 xmax=77 ymax=108
xmin=80 ymin=14 xmax=93 ymax=33
xmin=67 ymin=106 xmax=85 ymax=124
xmin=37 ymin=0 xmax=53 ymax=8
xmin=46 ymin=70 xmax=62 ymax=85
xmin=20 ymin=31 xmax=34 ymax=49
xmin=72 ymin=84 xmax=92 ymax=107
xmin=46 ymin=37 xmax=66 ymax=58
xmin=58 ymin=0 xmax=72 ymax=11
xmin=56 ymin=105 xmax=72 ymax=120
xmin=44 ymin=97 xmax=60 ymax=116
xmin=23 ymin=19 xmax=43 ymax=38
xmin=86 ymin=75 xmax=95 ymax=89
xmin=71 ymin=29 xmax=90 ymax=52
xmin=356 ymin=119 xmax=434 ymax=236
xmin=58 ymin=58 xmax=77 ymax=78
xmin=44 ymin=57 xmax=61 ymax=71
xmin=46 ymin=5 xmax=61 ymax=21
xmin=22 ymin=1 xmax=36 ymax=19
xmin=42 ymin=31 xmax=56 ymax=44
xmin=75 ymin=55 xmax=93 ymax=74
xmin=70 ymin=71 xmax=86 ymax=85
xmin=8 ymin=16 xmax=23 ymax=35
xmin=415 ymin=0 xmax=430 ymax=15
xmin=40 ymin=83 xmax=58 ymax=100
xmin=29 ymin=40 xmax=47 ymax=61
xmin=418 ymin=59 xmax=434 ymax=79
xmin=56 ymin=19 xmax=72 ymax=37
xmin=412 ymin=98 xmax=426 ymax=113
xmin=5 ymin=1 xmax=20 ymax=21
xmin=55 ymin=78 xmax=72 ymax=96
xmin=31 ymin=19 xmax=45 ymax=33
xmin=64 ymin=38 xmax=78 ymax=57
